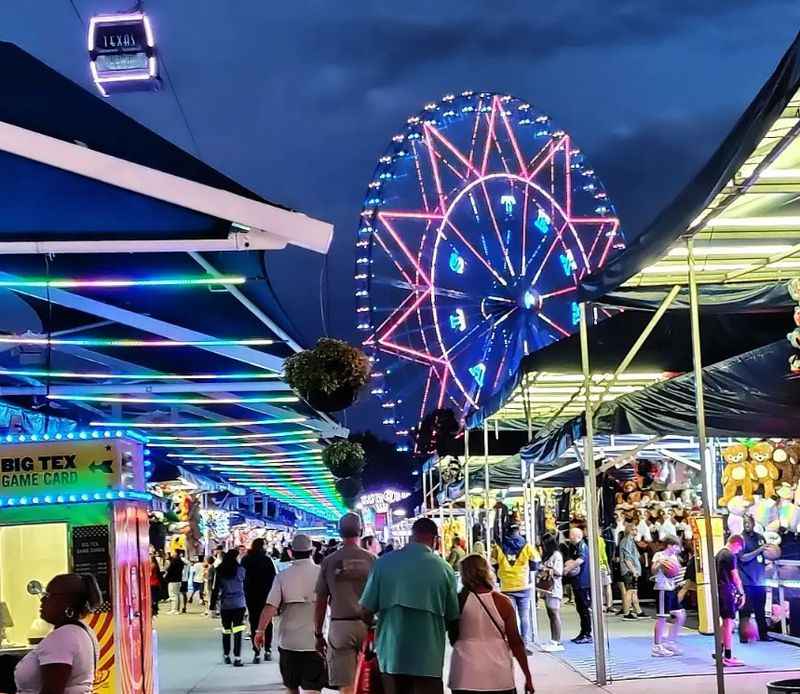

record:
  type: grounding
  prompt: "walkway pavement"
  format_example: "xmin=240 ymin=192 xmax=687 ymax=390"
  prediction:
xmin=156 ymin=606 xmax=800 ymax=693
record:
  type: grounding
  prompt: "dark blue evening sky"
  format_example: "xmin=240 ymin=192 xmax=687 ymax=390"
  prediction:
xmin=2 ymin=1 xmax=799 ymax=431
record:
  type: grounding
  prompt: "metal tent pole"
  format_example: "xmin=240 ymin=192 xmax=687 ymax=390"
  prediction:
xmin=579 ymin=302 xmax=608 ymax=686
xmin=422 ymin=461 xmax=429 ymax=515
xmin=483 ymin=419 xmax=491 ymax=563
xmin=689 ymin=238 xmax=726 ymax=694
xmin=524 ymin=373 xmax=540 ymax=645
xmin=465 ymin=428 xmax=472 ymax=552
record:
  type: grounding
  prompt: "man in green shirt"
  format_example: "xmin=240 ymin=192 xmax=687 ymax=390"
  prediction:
xmin=360 ymin=517 xmax=459 ymax=694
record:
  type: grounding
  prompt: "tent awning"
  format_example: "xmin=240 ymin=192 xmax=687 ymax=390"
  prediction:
xmin=580 ymin=31 xmax=800 ymax=299
xmin=523 ymin=339 xmax=800 ymax=464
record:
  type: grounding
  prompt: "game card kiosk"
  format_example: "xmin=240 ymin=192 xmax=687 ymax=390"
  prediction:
xmin=0 ymin=431 xmax=154 ymax=694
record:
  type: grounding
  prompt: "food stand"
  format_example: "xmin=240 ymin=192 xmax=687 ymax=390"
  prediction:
xmin=0 ymin=431 xmax=153 ymax=694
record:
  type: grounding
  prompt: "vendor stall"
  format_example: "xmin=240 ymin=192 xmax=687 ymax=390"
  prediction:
xmin=0 ymin=431 xmax=153 ymax=694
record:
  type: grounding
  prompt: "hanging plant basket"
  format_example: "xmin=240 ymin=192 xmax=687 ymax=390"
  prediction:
xmin=305 ymin=385 xmax=358 ymax=413
xmin=283 ymin=338 xmax=371 ymax=412
xmin=335 ymin=475 xmax=363 ymax=509
xmin=322 ymin=440 xmax=366 ymax=479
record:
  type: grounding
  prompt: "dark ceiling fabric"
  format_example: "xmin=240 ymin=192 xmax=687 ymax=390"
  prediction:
xmin=595 ymin=339 xmax=800 ymax=438
xmin=0 ymin=42 xmax=284 ymax=207
xmin=598 ymin=282 xmax=793 ymax=313
xmin=467 ymin=309 xmax=789 ymax=428
xmin=524 ymin=339 xmax=800 ymax=464
xmin=578 ymin=31 xmax=800 ymax=301
xmin=467 ymin=456 xmax=524 ymax=489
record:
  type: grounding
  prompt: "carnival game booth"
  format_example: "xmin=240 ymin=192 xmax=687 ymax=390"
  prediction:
xmin=0 ymin=430 xmax=153 ymax=694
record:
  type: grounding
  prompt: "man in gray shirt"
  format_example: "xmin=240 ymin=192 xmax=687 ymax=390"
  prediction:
xmin=314 ymin=513 xmax=376 ymax=694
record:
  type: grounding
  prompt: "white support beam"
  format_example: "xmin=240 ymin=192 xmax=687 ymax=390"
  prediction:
xmin=0 ymin=120 xmax=333 ymax=254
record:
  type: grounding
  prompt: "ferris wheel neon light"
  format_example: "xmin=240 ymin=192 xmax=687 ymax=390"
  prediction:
xmin=356 ymin=92 xmax=623 ymax=437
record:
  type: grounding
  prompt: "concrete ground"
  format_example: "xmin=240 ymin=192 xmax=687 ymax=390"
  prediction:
xmin=155 ymin=602 xmax=800 ymax=693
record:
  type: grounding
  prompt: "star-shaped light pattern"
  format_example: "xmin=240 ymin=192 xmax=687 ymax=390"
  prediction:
xmin=356 ymin=92 xmax=625 ymax=445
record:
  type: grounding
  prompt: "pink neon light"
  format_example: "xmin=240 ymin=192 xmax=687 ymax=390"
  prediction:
xmin=437 ymin=368 xmax=449 ymax=408
xmin=377 ymin=214 xmax=433 ymax=287
xmin=373 ymin=230 xmax=416 ymax=289
xmin=527 ymin=137 xmax=567 ymax=184
xmin=370 ymin=287 xmax=427 ymax=342
xmin=378 ymin=289 xmax=432 ymax=343
xmin=537 ymin=311 xmax=571 ymax=337
xmin=539 ymin=285 xmax=576 ymax=300
xmin=425 ymin=123 xmax=482 ymax=179
xmin=478 ymin=179 xmax=516 ymax=276
xmin=423 ymin=126 xmax=446 ymax=212
xmin=530 ymin=233 xmax=563 ymax=287
xmin=419 ymin=367 xmax=435 ymax=423
xmin=379 ymin=211 xmax=444 ymax=221
xmin=411 ymin=140 xmax=431 ymax=213
xmin=481 ymin=98 xmax=499 ymax=176
xmin=377 ymin=339 xmax=447 ymax=366
xmin=521 ymin=184 xmax=530 ymax=276
xmin=598 ymin=220 xmax=620 ymax=267
xmin=496 ymin=95 xmax=528 ymax=177
xmin=444 ymin=219 xmax=507 ymax=286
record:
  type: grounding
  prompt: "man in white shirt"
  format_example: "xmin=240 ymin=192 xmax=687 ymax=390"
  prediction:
xmin=255 ymin=534 xmax=326 ymax=694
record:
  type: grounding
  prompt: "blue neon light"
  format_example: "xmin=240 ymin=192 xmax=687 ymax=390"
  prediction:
xmin=500 ymin=194 xmax=516 ymax=215
xmin=469 ymin=363 xmax=486 ymax=387
xmin=449 ymin=308 xmax=467 ymax=332
xmin=571 ymin=302 xmax=580 ymax=326
xmin=0 ymin=430 xmax=133 ymax=445
xmin=534 ymin=209 xmax=551 ymax=234
xmin=449 ymin=251 xmax=465 ymax=274
xmin=523 ymin=290 xmax=536 ymax=310
xmin=0 ymin=490 xmax=151 ymax=507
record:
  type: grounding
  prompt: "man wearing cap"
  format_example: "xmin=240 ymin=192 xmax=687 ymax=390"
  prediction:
xmin=360 ymin=517 xmax=459 ymax=694
xmin=255 ymin=534 xmax=325 ymax=694
xmin=314 ymin=513 xmax=375 ymax=694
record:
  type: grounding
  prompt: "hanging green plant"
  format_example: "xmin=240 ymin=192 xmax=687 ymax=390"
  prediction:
xmin=283 ymin=338 xmax=371 ymax=412
xmin=335 ymin=476 xmax=363 ymax=509
xmin=322 ymin=440 xmax=366 ymax=479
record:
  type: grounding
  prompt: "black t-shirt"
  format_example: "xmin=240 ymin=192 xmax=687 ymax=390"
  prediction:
xmin=716 ymin=547 xmax=737 ymax=590
xmin=738 ymin=532 xmax=765 ymax=586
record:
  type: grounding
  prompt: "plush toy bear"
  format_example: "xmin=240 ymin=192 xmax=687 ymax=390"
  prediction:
xmin=775 ymin=440 xmax=800 ymax=489
xmin=719 ymin=443 xmax=753 ymax=506
xmin=750 ymin=441 xmax=780 ymax=499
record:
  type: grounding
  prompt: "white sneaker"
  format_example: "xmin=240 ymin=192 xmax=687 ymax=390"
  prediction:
xmin=663 ymin=641 xmax=683 ymax=656
xmin=651 ymin=644 xmax=672 ymax=657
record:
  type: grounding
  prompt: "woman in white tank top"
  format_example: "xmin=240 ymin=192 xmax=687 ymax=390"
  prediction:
xmin=449 ymin=555 xmax=535 ymax=694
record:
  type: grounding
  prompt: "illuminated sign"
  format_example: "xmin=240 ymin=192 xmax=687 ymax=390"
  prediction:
xmin=360 ymin=489 xmax=410 ymax=514
xmin=88 ymin=13 xmax=159 ymax=96
xmin=0 ymin=439 xmax=144 ymax=499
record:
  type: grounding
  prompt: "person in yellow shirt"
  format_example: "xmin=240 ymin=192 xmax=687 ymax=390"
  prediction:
xmin=491 ymin=524 xmax=538 ymax=653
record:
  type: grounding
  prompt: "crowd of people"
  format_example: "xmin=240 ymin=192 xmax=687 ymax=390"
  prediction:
xmin=11 ymin=508 xmax=773 ymax=694
xmin=145 ymin=515 xmax=534 ymax=694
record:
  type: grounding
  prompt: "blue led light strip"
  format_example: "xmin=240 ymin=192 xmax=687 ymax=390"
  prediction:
xmin=0 ymin=490 xmax=152 ymax=507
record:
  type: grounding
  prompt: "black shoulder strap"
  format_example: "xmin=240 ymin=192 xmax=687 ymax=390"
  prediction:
xmin=472 ymin=592 xmax=507 ymax=642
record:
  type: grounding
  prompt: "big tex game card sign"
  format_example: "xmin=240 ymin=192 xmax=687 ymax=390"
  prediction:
xmin=0 ymin=437 xmax=142 ymax=498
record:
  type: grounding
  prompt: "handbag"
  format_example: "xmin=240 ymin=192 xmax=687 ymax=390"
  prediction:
xmin=536 ymin=569 xmax=554 ymax=594
xmin=353 ymin=628 xmax=383 ymax=694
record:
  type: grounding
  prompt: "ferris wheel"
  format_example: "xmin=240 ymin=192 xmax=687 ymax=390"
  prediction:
xmin=355 ymin=92 xmax=624 ymax=443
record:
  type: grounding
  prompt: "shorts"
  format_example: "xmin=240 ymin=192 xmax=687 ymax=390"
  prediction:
xmin=718 ymin=586 xmax=737 ymax=620
xmin=657 ymin=590 xmax=683 ymax=617
xmin=279 ymin=648 xmax=327 ymax=691
xmin=622 ymin=574 xmax=639 ymax=590
xmin=545 ymin=595 xmax=561 ymax=610
xmin=180 ymin=581 xmax=188 ymax=593
xmin=327 ymin=619 xmax=367 ymax=686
